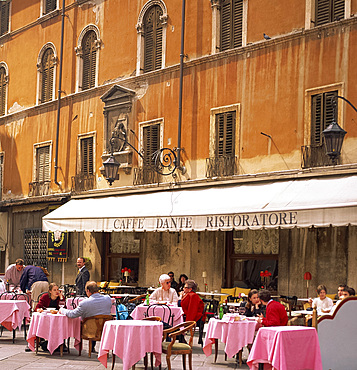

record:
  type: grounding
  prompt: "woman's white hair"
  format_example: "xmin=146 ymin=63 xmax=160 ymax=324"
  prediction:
xmin=159 ymin=274 xmax=171 ymax=284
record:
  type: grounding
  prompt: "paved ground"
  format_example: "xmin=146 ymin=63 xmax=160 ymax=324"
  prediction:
xmin=0 ymin=327 xmax=250 ymax=370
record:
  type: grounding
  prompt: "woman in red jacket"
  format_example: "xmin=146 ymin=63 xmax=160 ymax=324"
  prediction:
xmin=35 ymin=282 xmax=64 ymax=312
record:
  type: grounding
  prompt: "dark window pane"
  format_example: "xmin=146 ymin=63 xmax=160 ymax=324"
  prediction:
xmin=82 ymin=31 xmax=97 ymax=90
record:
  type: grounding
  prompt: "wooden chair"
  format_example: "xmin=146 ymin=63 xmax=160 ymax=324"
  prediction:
xmin=97 ymin=281 xmax=108 ymax=293
xmin=79 ymin=315 xmax=112 ymax=357
xmin=128 ymin=294 xmax=146 ymax=304
xmin=159 ymin=321 xmax=196 ymax=370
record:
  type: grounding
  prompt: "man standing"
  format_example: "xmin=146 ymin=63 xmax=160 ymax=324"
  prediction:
xmin=75 ymin=257 xmax=90 ymax=296
xmin=20 ymin=265 xmax=49 ymax=309
xmin=168 ymin=271 xmax=178 ymax=290
xmin=257 ymin=289 xmax=288 ymax=326
xmin=4 ymin=259 xmax=25 ymax=290
xmin=150 ymin=273 xmax=179 ymax=303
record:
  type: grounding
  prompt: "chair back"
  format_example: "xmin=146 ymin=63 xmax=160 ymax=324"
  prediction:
xmin=14 ymin=293 xmax=30 ymax=304
xmin=0 ymin=292 xmax=17 ymax=300
xmin=203 ymin=299 xmax=219 ymax=320
xmin=142 ymin=316 xmax=162 ymax=321
xmin=81 ymin=315 xmax=113 ymax=341
xmin=72 ymin=296 xmax=82 ymax=309
xmin=164 ymin=321 xmax=196 ymax=348
xmin=145 ymin=304 xmax=173 ymax=328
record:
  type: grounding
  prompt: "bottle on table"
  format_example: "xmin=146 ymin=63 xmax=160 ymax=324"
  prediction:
xmin=146 ymin=291 xmax=150 ymax=305
xmin=219 ymin=304 xmax=224 ymax=319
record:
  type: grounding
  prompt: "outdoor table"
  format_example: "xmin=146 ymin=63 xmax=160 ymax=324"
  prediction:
xmin=98 ymin=319 xmax=163 ymax=370
xmin=196 ymin=291 xmax=229 ymax=298
xmin=247 ymin=326 xmax=322 ymax=370
xmin=66 ymin=297 xmax=117 ymax=315
xmin=203 ymin=316 xmax=257 ymax=362
xmin=27 ymin=312 xmax=81 ymax=355
xmin=0 ymin=300 xmax=31 ymax=341
xmin=131 ymin=303 xmax=184 ymax=326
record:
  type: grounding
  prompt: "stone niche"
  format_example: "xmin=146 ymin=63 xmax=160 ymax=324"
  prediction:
xmin=100 ymin=85 xmax=136 ymax=175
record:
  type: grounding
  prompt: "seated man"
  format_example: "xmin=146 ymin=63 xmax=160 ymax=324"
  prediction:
xmin=60 ymin=281 xmax=112 ymax=352
xmin=150 ymin=273 xmax=179 ymax=303
xmin=257 ymin=289 xmax=288 ymax=326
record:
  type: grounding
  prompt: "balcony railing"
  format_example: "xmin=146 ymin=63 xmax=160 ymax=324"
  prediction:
xmin=133 ymin=167 xmax=161 ymax=185
xmin=301 ymin=145 xmax=338 ymax=168
xmin=71 ymin=173 xmax=96 ymax=193
xmin=28 ymin=181 xmax=51 ymax=197
xmin=206 ymin=156 xmax=239 ymax=178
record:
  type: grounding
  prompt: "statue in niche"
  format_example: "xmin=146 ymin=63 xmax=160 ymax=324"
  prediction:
xmin=110 ymin=115 xmax=128 ymax=152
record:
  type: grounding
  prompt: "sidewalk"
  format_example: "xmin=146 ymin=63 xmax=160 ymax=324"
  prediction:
xmin=0 ymin=328 xmax=250 ymax=370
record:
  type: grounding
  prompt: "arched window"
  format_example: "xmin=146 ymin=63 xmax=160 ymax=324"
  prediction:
xmin=41 ymin=48 xmax=54 ymax=103
xmin=0 ymin=65 xmax=7 ymax=116
xmin=82 ymin=30 xmax=97 ymax=90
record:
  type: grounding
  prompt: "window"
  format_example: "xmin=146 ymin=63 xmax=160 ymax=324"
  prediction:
xmin=24 ymin=229 xmax=48 ymax=268
xmin=40 ymin=48 xmax=54 ymax=103
xmin=0 ymin=153 xmax=3 ymax=201
xmin=215 ymin=111 xmax=236 ymax=157
xmin=36 ymin=145 xmax=50 ymax=182
xmin=220 ymin=0 xmax=243 ymax=51
xmin=0 ymin=65 xmax=8 ymax=116
xmin=76 ymin=25 xmax=100 ymax=92
xmin=136 ymin=1 xmax=167 ymax=75
xmin=43 ymin=0 xmax=57 ymax=15
xmin=315 ymin=0 xmax=344 ymax=26
xmin=80 ymin=136 xmax=94 ymax=175
xmin=0 ymin=0 xmax=10 ymax=36
xmin=143 ymin=123 xmax=160 ymax=167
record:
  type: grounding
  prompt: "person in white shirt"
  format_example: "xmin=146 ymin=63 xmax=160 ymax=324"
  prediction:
xmin=150 ymin=274 xmax=178 ymax=303
xmin=308 ymin=284 xmax=333 ymax=315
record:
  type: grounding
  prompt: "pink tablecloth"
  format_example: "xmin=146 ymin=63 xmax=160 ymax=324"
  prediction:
xmin=247 ymin=326 xmax=322 ymax=370
xmin=98 ymin=320 xmax=163 ymax=370
xmin=66 ymin=297 xmax=116 ymax=315
xmin=0 ymin=300 xmax=31 ymax=331
xmin=131 ymin=304 xmax=184 ymax=326
xmin=203 ymin=317 xmax=257 ymax=358
xmin=27 ymin=312 xmax=81 ymax=354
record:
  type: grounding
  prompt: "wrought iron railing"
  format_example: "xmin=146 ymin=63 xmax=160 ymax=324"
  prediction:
xmin=28 ymin=181 xmax=51 ymax=197
xmin=301 ymin=145 xmax=337 ymax=168
xmin=71 ymin=173 xmax=96 ymax=193
xmin=133 ymin=167 xmax=161 ymax=185
xmin=205 ymin=156 xmax=239 ymax=178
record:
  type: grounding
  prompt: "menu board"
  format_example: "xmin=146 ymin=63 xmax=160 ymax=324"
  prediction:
xmin=47 ymin=231 xmax=68 ymax=262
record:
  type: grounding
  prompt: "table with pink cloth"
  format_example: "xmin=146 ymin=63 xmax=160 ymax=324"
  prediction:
xmin=203 ymin=316 xmax=257 ymax=359
xmin=98 ymin=320 xmax=163 ymax=370
xmin=27 ymin=312 xmax=81 ymax=354
xmin=247 ymin=326 xmax=322 ymax=370
xmin=0 ymin=300 xmax=31 ymax=331
xmin=66 ymin=297 xmax=116 ymax=315
xmin=131 ymin=303 xmax=184 ymax=326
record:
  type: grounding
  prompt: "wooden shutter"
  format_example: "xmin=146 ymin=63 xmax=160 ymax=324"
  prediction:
xmin=143 ymin=124 xmax=160 ymax=167
xmin=311 ymin=90 xmax=338 ymax=145
xmin=41 ymin=48 xmax=54 ymax=103
xmin=0 ymin=153 xmax=3 ymax=201
xmin=144 ymin=6 xmax=163 ymax=73
xmin=0 ymin=1 xmax=10 ymax=36
xmin=81 ymin=137 xmax=94 ymax=175
xmin=36 ymin=146 xmax=50 ymax=182
xmin=316 ymin=0 xmax=344 ymax=26
xmin=45 ymin=0 xmax=57 ymax=14
xmin=82 ymin=31 xmax=97 ymax=90
xmin=216 ymin=111 xmax=236 ymax=156
xmin=0 ymin=67 xmax=6 ymax=116
xmin=221 ymin=0 xmax=243 ymax=51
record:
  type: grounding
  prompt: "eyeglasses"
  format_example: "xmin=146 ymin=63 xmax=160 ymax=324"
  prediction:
xmin=184 ymin=286 xmax=190 ymax=289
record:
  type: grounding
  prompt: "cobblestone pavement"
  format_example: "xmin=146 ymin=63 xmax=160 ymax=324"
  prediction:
xmin=0 ymin=327 xmax=250 ymax=370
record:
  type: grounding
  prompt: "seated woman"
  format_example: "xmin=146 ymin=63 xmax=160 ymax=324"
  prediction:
xmin=35 ymin=282 xmax=64 ymax=312
xmin=176 ymin=274 xmax=188 ymax=294
xmin=242 ymin=289 xmax=265 ymax=317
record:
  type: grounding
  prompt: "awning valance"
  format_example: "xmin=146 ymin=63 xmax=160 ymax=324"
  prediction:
xmin=42 ymin=175 xmax=357 ymax=232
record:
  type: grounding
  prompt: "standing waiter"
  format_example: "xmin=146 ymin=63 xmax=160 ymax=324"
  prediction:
xmin=75 ymin=257 xmax=90 ymax=296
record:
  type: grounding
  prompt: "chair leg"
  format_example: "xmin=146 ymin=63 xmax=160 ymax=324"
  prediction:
xmin=144 ymin=353 xmax=148 ymax=369
xmin=150 ymin=352 xmax=154 ymax=369
xmin=35 ymin=336 xmax=40 ymax=354
xmin=182 ymin=354 xmax=186 ymax=370
xmin=188 ymin=353 xmax=193 ymax=370
xmin=67 ymin=338 xmax=70 ymax=354
xmin=111 ymin=353 xmax=116 ymax=370
xmin=78 ymin=340 xmax=82 ymax=356
xmin=88 ymin=339 xmax=92 ymax=358
xmin=214 ymin=338 xmax=218 ymax=363
xmin=23 ymin=318 xmax=27 ymax=340
xmin=60 ymin=343 xmax=63 ymax=357
xmin=166 ymin=355 xmax=172 ymax=370
xmin=12 ymin=329 xmax=15 ymax=343
xmin=238 ymin=349 xmax=242 ymax=367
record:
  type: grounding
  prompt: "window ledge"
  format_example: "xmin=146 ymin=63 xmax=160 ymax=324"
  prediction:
xmin=38 ymin=9 xmax=60 ymax=24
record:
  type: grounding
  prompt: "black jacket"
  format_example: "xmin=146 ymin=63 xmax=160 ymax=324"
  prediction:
xmin=75 ymin=267 xmax=90 ymax=296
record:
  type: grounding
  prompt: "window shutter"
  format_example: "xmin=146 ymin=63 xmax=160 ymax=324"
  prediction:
xmin=333 ymin=0 xmax=345 ymax=21
xmin=216 ymin=111 xmax=236 ymax=156
xmin=41 ymin=49 xmax=54 ymax=103
xmin=316 ymin=0 xmax=344 ymax=26
xmin=324 ymin=90 xmax=338 ymax=128
xmin=143 ymin=124 xmax=160 ymax=167
xmin=82 ymin=31 xmax=97 ymax=90
xmin=0 ymin=67 xmax=6 ymax=116
xmin=144 ymin=6 xmax=163 ymax=73
xmin=0 ymin=1 xmax=10 ymax=36
xmin=37 ymin=146 xmax=50 ymax=182
xmin=81 ymin=137 xmax=94 ymax=175
xmin=0 ymin=154 xmax=3 ymax=201
xmin=221 ymin=0 xmax=243 ymax=51
xmin=45 ymin=0 xmax=57 ymax=14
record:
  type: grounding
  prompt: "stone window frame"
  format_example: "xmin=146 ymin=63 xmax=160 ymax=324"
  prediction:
xmin=77 ymin=131 xmax=96 ymax=175
xmin=136 ymin=0 xmax=168 ymax=76
xmin=0 ymin=62 xmax=9 ymax=116
xmin=138 ymin=118 xmax=164 ymax=167
xmin=305 ymin=0 xmax=351 ymax=30
xmin=32 ymin=141 xmax=52 ymax=182
xmin=210 ymin=0 xmax=248 ymax=55
xmin=36 ymin=43 xmax=57 ymax=105
xmin=209 ymin=103 xmax=240 ymax=159
xmin=75 ymin=24 xmax=101 ymax=92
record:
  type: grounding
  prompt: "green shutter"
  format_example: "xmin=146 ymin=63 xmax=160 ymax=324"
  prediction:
xmin=37 ymin=146 xmax=50 ymax=182
xmin=45 ymin=0 xmax=57 ymax=14
xmin=0 ymin=1 xmax=10 ymax=36
xmin=82 ymin=31 xmax=97 ymax=90
xmin=41 ymin=49 xmax=54 ymax=103
xmin=316 ymin=0 xmax=344 ymax=26
xmin=221 ymin=0 xmax=243 ymax=51
xmin=216 ymin=111 xmax=236 ymax=157
xmin=143 ymin=124 xmax=160 ymax=167
xmin=0 ymin=67 xmax=6 ymax=116
xmin=81 ymin=137 xmax=94 ymax=175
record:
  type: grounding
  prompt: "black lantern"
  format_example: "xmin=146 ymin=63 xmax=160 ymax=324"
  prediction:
xmin=103 ymin=154 xmax=120 ymax=186
xmin=322 ymin=120 xmax=346 ymax=163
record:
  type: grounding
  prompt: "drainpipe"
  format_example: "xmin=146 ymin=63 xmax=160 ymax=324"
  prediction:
xmin=54 ymin=0 xmax=65 ymax=186
xmin=176 ymin=0 xmax=186 ymax=170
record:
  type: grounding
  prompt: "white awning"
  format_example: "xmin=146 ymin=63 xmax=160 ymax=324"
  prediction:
xmin=42 ymin=175 xmax=357 ymax=232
